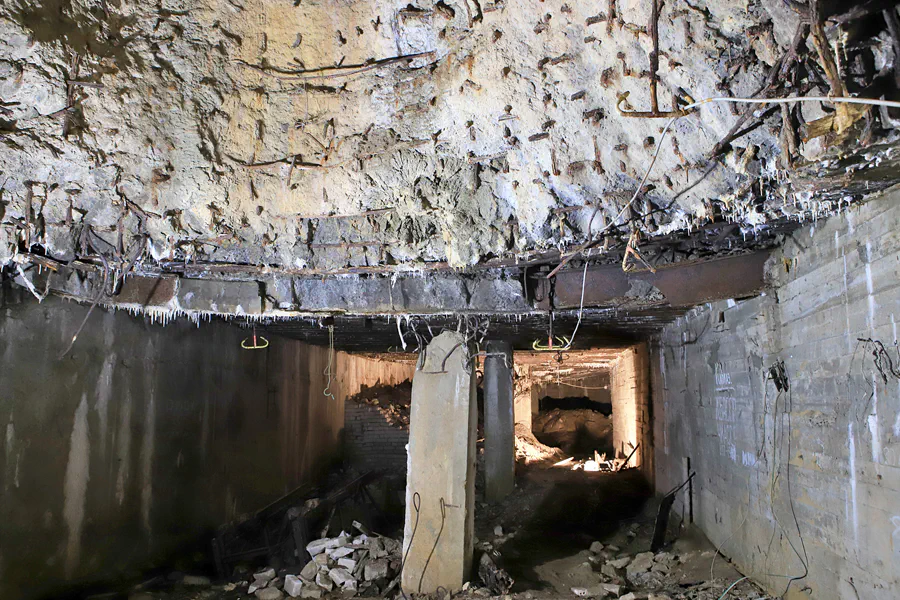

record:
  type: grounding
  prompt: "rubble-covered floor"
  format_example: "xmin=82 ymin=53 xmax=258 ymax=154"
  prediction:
xmin=97 ymin=453 xmax=772 ymax=600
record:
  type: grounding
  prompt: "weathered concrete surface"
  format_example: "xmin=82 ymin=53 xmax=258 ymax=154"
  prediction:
xmin=611 ymin=344 xmax=650 ymax=474
xmin=403 ymin=332 xmax=476 ymax=594
xmin=0 ymin=286 xmax=407 ymax=599
xmin=484 ymin=340 xmax=514 ymax=502
xmin=513 ymin=366 xmax=533 ymax=430
xmin=651 ymin=187 xmax=900 ymax=599
xmin=2 ymin=0 xmax=892 ymax=280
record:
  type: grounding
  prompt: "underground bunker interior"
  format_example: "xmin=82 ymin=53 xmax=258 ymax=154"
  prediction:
xmin=2 ymin=1 xmax=900 ymax=600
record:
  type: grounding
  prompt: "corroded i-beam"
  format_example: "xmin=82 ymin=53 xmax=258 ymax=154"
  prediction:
xmin=534 ymin=251 xmax=771 ymax=310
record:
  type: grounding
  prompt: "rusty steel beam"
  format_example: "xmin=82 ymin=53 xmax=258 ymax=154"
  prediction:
xmin=539 ymin=251 xmax=771 ymax=310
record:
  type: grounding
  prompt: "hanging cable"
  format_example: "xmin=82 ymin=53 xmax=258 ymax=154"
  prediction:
xmin=401 ymin=492 xmax=421 ymax=572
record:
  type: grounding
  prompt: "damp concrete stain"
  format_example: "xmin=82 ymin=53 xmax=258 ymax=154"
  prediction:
xmin=139 ymin=387 xmax=155 ymax=537
xmin=848 ymin=421 xmax=859 ymax=550
xmin=114 ymin=389 xmax=132 ymax=507
xmin=865 ymin=240 xmax=876 ymax=336
xmin=95 ymin=351 xmax=116 ymax=460
xmin=4 ymin=418 xmax=14 ymax=493
xmin=63 ymin=393 xmax=90 ymax=579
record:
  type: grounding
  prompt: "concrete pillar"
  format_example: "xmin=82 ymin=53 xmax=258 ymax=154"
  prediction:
xmin=513 ymin=365 xmax=533 ymax=430
xmin=402 ymin=331 xmax=476 ymax=594
xmin=484 ymin=340 xmax=515 ymax=502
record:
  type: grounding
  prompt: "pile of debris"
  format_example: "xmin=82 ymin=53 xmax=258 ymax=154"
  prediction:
xmin=563 ymin=536 xmax=768 ymax=600
xmin=514 ymin=423 xmax=565 ymax=465
xmin=241 ymin=524 xmax=402 ymax=599
xmin=532 ymin=408 xmax=613 ymax=456
xmin=553 ymin=451 xmax=624 ymax=473
xmin=348 ymin=383 xmax=412 ymax=428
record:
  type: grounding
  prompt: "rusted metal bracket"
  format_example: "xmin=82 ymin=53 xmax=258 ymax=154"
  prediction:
xmin=617 ymin=91 xmax=689 ymax=118
xmin=615 ymin=0 xmax=691 ymax=119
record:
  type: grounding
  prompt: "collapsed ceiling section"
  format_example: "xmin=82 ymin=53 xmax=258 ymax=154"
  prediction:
xmin=1 ymin=0 xmax=900 ymax=323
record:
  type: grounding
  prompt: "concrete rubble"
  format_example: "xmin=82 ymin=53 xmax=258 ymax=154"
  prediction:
xmin=551 ymin=541 xmax=768 ymax=600
xmin=229 ymin=525 xmax=403 ymax=599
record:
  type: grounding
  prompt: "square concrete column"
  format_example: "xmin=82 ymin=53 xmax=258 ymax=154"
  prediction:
xmin=513 ymin=365 xmax=533 ymax=430
xmin=402 ymin=331 xmax=476 ymax=594
xmin=484 ymin=340 xmax=515 ymax=502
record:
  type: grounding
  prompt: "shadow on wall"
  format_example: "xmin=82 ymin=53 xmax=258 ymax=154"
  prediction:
xmin=0 ymin=285 xmax=404 ymax=600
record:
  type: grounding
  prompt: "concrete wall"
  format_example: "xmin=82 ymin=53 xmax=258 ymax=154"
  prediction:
xmin=610 ymin=344 xmax=650 ymax=474
xmin=0 ymin=287 xmax=403 ymax=599
xmin=652 ymin=193 xmax=900 ymax=599
xmin=344 ymin=402 xmax=410 ymax=472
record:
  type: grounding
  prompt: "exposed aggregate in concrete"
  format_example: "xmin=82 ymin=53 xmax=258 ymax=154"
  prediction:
xmin=0 ymin=0 xmax=897 ymax=277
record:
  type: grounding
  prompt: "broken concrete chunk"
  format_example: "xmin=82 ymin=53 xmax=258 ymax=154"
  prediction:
xmin=600 ymin=583 xmax=622 ymax=596
xmin=307 ymin=538 xmax=341 ymax=556
xmin=364 ymin=558 xmax=389 ymax=581
xmin=254 ymin=568 xmax=276 ymax=585
xmin=313 ymin=553 xmax=330 ymax=566
xmin=571 ymin=587 xmax=591 ymax=597
xmin=255 ymin=588 xmax=284 ymax=600
xmin=600 ymin=563 xmax=618 ymax=578
xmin=367 ymin=538 xmax=386 ymax=559
xmin=338 ymin=557 xmax=357 ymax=571
xmin=494 ymin=525 xmax=504 ymax=536
xmin=328 ymin=567 xmax=354 ymax=588
xmin=589 ymin=541 xmax=604 ymax=553
xmin=284 ymin=575 xmax=303 ymax=598
xmin=626 ymin=552 xmax=654 ymax=576
xmin=572 ymin=586 xmax=609 ymax=598
xmin=315 ymin=571 xmax=334 ymax=591
xmin=300 ymin=560 xmax=319 ymax=581
xmin=300 ymin=585 xmax=324 ymax=599
xmin=608 ymin=556 xmax=631 ymax=569
xmin=329 ymin=546 xmax=355 ymax=559
xmin=381 ymin=537 xmax=401 ymax=555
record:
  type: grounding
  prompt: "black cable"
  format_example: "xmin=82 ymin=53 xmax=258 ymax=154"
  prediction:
xmin=400 ymin=492 xmax=420 ymax=573
xmin=395 ymin=492 xmax=421 ymax=600
xmin=418 ymin=497 xmax=446 ymax=593
xmin=780 ymin=381 xmax=809 ymax=597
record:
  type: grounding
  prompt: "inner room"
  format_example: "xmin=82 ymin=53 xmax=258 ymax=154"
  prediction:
xmin=2 ymin=1 xmax=900 ymax=600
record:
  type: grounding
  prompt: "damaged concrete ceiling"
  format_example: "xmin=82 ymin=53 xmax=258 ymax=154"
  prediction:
xmin=2 ymin=0 xmax=900 ymax=332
